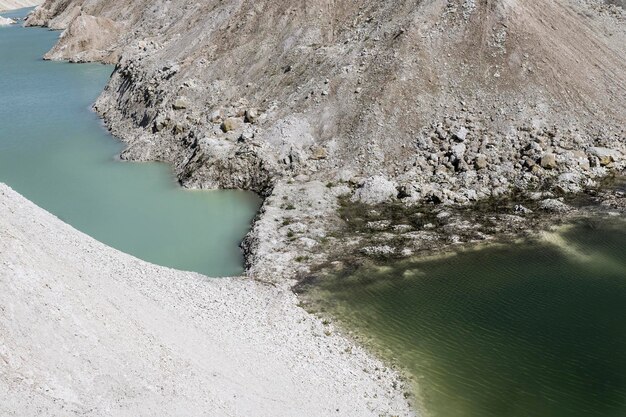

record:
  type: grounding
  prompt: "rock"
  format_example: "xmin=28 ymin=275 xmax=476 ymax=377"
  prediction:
xmin=221 ymin=117 xmax=242 ymax=133
xmin=310 ymin=146 xmax=328 ymax=160
xmin=172 ymin=97 xmax=189 ymax=110
xmin=540 ymin=153 xmax=558 ymax=169
xmin=558 ymin=172 xmax=579 ymax=182
xmin=474 ymin=154 xmax=488 ymax=170
xmin=239 ymin=130 xmax=255 ymax=142
xmin=528 ymin=191 xmax=555 ymax=200
xmin=453 ymin=127 xmax=468 ymax=142
xmin=564 ymin=150 xmax=590 ymax=171
xmin=539 ymin=198 xmax=572 ymax=213
xmin=451 ymin=143 xmax=466 ymax=159
xmin=154 ymin=114 xmax=168 ymax=131
xmin=556 ymin=172 xmax=583 ymax=193
xmin=366 ymin=220 xmax=391 ymax=231
xmin=588 ymin=147 xmax=621 ymax=166
xmin=0 ymin=16 xmax=15 ymax=26
xmin=173 ymin=123 xmax=185 ymax=134
xmin=464 ymin=189 xmax=478 ymax=201
xmin=361 ymin=245 xmax=396 ymax=256
xmin=209 ymin=110 xmax=223 ymax=123
xmin=244 ymin=108 xmax=259 ymax=124
xmin=393 ymin=224 xmax=413 ymax=233
xmin=353 ymin=176 xmax=398 ymax=205
xmin=514 ymin=204 xmax=532 ymax=214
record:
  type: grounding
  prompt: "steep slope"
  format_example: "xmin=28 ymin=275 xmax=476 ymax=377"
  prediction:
xmin=26 ymin=0 xmax=625 ymax=199
xmin=24 ymin=0 xmax=626 ymax=280
xmin=0 ymin=183 xmax=413 ymax=416
xmin=0 ymin=0 xmax=40 ymax=11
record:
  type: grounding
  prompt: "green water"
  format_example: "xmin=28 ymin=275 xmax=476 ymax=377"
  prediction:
xmin=0 ymin=9 xmax=260 ymax=276
xmin=307 ymin=218 xmax=626 ymax=417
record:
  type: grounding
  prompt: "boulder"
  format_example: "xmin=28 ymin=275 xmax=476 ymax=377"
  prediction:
xmin=474 ymin=154 xmax=488 ymax=169
xmin=310 ymin=146 xmax=328 ymax=160
xmin=244 ymin=108 xmax=259 ymax=124
xmin=366 ymin=220 xmax=391 ymax=231
xmin=539 ymin=198 xmax=572 ymax=213
xmin=453 ymin=127 xmax=468 ymax=142
xmin=239 ymin=130 xmax=255 ymax=142
xmin=588 ymin=147 xmax=621 ymax=166
xmin=451 ymin=143 xmax=466 ymax=160
xmin=540 ymin=153 xmax=558 ymax=169
xmin=555 ymin=172 xmax=583 ymax=193
xmin=172 ymin=97 xmax=189 ymax=110
xmin=221 ymin=117 xmax=242 ymax=132
xmin=353 ymin=176 xmax=398 ymax=205
xmin=563 ymin=150 xmax=590 ymax=171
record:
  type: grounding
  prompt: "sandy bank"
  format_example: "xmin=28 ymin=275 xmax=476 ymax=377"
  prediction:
xmin=0 ymin=183 xmax=413 ymax=417
xmin=0 ymin=0 xmax=40 ymax=11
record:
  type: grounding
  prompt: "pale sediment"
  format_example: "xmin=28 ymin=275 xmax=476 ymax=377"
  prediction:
xmin=0 ymin=15 xmax=14 ymax=24
xmin=0 ymin=0 xmax=40 ymax=11
xmin=0 ymin=183 xmax=414 ymax=416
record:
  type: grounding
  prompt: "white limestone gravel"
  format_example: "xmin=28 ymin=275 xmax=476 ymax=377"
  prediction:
xmin=0 ymin=0 xmax=40 ymax=11
xmin=0 ymin=183 xmax=414 ymax=417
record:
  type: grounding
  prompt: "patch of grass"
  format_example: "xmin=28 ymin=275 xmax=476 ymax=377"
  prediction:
xmin=337 ymin=196 xmax=438 ymax=234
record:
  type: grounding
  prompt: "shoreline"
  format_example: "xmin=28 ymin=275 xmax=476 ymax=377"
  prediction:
xmin=19 ymin=0 xmax=625 ymax=290
xmin=297 ymin=213 xmax=626 ymax=417
xmin=7 ymin=0 xmax=626 ymax=414
xmin=0 ymin=182 xmax=414 ymax=416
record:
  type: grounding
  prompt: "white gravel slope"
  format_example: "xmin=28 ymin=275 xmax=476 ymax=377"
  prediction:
xmin=0 ymin=0 xmax=40 ymax=11
xmin=0 ymin=183 xmax=413 ymax=417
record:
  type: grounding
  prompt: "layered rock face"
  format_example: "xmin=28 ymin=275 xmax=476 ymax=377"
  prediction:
xmin=25 ymin=0 xmax=626 ymax=278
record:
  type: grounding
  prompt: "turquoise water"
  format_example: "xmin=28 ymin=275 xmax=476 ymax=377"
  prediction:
xmin=305 ymin=218 xmax=626 ymax=417
xmin=0 ymin=9 xmax=260 ymax=276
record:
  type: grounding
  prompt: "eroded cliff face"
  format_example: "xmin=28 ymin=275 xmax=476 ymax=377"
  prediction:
xmin=27 ymin=0 xmax=626 ymax=197
xmin=25 ymin=0 xmax=626 ymax=279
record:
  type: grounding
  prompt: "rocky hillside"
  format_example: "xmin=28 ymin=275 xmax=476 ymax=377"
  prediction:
xmin=27 ymin=0 xmax=626 ymax=197
xmin=25 ymin=0 xmax=626 ymax=278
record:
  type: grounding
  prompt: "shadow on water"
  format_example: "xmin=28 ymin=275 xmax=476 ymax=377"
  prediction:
xmin=304 ymin=219 xmax=626 ymax=417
